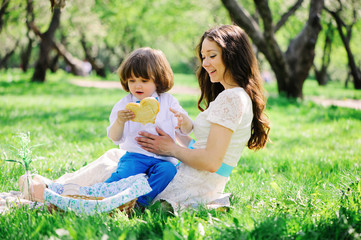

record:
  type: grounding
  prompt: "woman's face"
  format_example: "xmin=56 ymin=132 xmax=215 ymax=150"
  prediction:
xmin=201 ymin=38 xmax=234 ymax=88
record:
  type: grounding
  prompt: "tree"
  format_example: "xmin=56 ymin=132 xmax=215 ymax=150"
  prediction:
xmin=221 ymin=0 xmax=324 ymax=98
xmin=93 ymin=0 xmax=228 ymax=72
xmin=20 ymin=0 xmax=35 ymax=72
xmin=0 ymin=0 xmax=230 ymax=75
xmin=313 ymin=21 xmax=334 ymax=85
xmin=325 ymin=0 xmax=361 ymax=89
xmin=0 ymin=0 xmax=55 ymax=70
xmin=49 ymin=0 xmax=66 ymax=11
xmin=29 ymin=14 xmax=90 ymax=77
xmin=31 ymin=8 xmax=61 ymax=82
xmin=0 ymin=39 xmax=18 ymax=69
xmin=0 ymin=0 xmax=27 ymax=69
xmin=80 ymin=32 xmax=106 ymax=78
xmin=0 ymin=0 xmax=10 ymax=32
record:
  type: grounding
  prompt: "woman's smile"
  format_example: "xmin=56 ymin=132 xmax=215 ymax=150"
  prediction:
xmin=201 ymin=38 xmax=225 ymax=84
xmin=209 ymin=70 xmax=216 ymax=75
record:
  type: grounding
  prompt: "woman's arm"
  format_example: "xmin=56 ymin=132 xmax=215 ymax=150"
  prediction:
xmin=175 ymin=132 xmax=193 ymax=147
xmin=136 ymin=124 xmax=233 ymax=172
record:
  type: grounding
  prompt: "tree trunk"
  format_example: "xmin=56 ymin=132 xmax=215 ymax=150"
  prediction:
xmin=326 ymin=9 xmax=361 ymax=89
xmin=49 ymin=0 xmax=66 ymax=11
xmin=314 ymin=66 xmax=328 ymax=86
xmin=221 ymin=0 xmax=324 ymax=98
xmin=49 ymin=53 xmax=60 ymax=72
xmin=345 ymin=71 xmax=351 ymax=88
xmin=80 ymin=33 xmax=106 ymax=78
xmin=21 ymin=31 xmax=34 ymax=72
xmin=283 ymin=0 xmax=324 ymax=98
xmin=0 ymin=40 xmax=18 ymax=69
xmin=0 ymin=0 xmax=10 ymax=32
xmin=52 ymin=41 xmax=86 ymax=76
xmin=29 ymin=20 xmax=85 ymax=76
xmin=313 ymin=22 xmax=333 ymax=86
xmin=31 ymin=8 xmax=61 ymax=82
xmin=21 ymin=0 xmax=35 ymax=72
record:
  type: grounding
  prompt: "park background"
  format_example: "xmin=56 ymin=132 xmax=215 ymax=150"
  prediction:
xmin=1 ymin=0 xmax=361 ymax=239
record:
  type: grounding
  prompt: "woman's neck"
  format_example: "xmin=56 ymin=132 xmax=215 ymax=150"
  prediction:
xmin=221 ymin=75 xmax=240 ymax=89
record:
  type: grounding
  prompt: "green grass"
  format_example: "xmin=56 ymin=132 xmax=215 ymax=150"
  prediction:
xmin=1 ymin=69 xmax=361 ymax=239
xmin=303 ymin=77 xmax=361 ymax=100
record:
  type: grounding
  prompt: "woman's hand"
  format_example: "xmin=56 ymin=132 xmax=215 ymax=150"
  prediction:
xmin=136 ymin=127 xmax=176 ymax=156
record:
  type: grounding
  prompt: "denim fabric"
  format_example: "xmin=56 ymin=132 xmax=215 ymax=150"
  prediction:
xmin=105 ymin=152 xmax=176 ymax=206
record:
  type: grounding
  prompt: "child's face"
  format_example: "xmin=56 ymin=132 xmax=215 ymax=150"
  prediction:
xmin=127 ymin=75 xmax=156 ymax=100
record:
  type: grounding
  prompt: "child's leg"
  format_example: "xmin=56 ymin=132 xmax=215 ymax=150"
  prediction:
xmin=137 ymin=161 xmax=177 ymax=206
xmin=105 ymin=152 xmax=151 ymax=183
xmin=104 ymin=152 xmax=155 ymax=183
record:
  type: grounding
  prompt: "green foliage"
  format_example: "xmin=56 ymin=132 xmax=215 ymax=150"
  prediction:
xmin=4 ymin=132 xmax=43 ymax=172
xmin=313 ymin=2 xmax=361 ymax=82
xmin=1 ymin=70 xmax=361 ymax=239
xmin=1 ymin=0 xmax=359 ymax=86
xmin=0 ymin=0 xmax=230 ymax=72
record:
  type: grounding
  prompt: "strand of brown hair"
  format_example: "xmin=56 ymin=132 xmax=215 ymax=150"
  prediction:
xmin=245 ymin=75 xmax=271 ymax=150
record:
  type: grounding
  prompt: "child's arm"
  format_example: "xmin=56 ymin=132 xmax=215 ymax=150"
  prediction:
xmin=175 ymin=132 xmax=193 ymax=147
xmin=169 ymin=107 xmax=193 ymax=135
xmin=108 ymin=109 xmax=135 ymax=142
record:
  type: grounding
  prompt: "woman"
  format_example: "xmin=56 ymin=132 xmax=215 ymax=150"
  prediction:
xmin=135 ymin=24 xmax=270 ymax=210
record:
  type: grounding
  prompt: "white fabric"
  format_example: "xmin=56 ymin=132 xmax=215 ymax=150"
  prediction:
xmin=153 ymin=87 xmax=253 ymax=210
xmin=55 ymin=149 xmax=125 ymax=186
xmin=0 ymin=191 xmax=33 ymax=214
xmin=107 ymin=92 xmax=190 ymax=165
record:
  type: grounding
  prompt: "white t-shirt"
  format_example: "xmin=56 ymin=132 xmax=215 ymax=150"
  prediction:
xmin=107 ymin=92 xmax=191 ymax=165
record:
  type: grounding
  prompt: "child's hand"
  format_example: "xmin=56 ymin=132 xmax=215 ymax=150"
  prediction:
xmin=169 ymin=107 xmax=183 ymax=129
xmin=116 ymin=109 xmax=135 ymax=124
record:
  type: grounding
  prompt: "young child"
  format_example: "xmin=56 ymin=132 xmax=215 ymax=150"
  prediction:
xmin=105 ymin=47 xmax=193 ymax=206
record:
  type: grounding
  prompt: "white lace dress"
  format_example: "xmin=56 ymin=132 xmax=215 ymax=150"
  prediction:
xmin=153 ymin=87 xmax=253 ymax=211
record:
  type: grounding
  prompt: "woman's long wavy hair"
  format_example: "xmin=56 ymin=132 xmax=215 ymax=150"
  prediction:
xmin=196 ymin=25 xmax=270 ymax=150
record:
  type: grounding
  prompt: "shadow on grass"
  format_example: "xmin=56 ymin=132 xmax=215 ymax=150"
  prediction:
xmin=215 ymin=209 xmax=361 ymax=239
xmin=133 ymin=200 xmax=361 ymax=239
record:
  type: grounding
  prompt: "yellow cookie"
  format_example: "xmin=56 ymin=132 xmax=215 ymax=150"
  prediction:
xmin=125 ymin=97 xmax=159 ymax=125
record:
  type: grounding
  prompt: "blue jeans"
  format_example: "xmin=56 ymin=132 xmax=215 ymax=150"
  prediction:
xmin=104 ymin=152 xmax=177 ymax=206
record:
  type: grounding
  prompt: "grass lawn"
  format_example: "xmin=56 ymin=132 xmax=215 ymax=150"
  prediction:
xmin=1 ymin=68 xmax=361 ymax=239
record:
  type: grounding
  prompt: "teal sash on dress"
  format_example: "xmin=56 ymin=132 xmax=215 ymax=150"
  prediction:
xmin=187 ymin=139 xmax=233 ymax=177
xmin=215 ymin=162 xmax=234 ymax=177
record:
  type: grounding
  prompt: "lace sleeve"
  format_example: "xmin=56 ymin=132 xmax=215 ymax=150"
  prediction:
xmin=207 ymin=90 xmax=243 ymax=131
